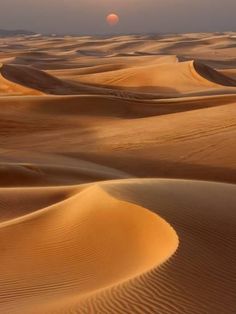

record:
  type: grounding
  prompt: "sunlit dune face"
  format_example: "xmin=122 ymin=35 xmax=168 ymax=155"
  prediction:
xmin=106 ymin=13 xmax=119 ymax=26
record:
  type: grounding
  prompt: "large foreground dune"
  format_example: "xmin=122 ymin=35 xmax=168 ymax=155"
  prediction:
xmin=0 ymin=33 xmax=236 ymax=313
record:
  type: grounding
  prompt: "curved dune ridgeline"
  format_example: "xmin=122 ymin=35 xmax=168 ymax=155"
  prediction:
xmin=192 ymin=60 xmax=236 ymax=87
xmin=0 ymin=64 xmax=109 ymax=96
xmin=0 ymin=182 xmax=178 ymax=313
xmin=0 ymin=33 xmax=236 ymax=313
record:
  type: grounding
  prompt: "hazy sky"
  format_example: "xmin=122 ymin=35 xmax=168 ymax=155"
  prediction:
xmin=0 ymin=0 xmax=235 ymax=35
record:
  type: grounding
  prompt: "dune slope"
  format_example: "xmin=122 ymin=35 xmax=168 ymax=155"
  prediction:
xmin=0 ymin=182 xmax=178 ymax=313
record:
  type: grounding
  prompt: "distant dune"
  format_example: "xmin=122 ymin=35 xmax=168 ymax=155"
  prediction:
xmin=0 ymin=29 xmax=36 ymax=37
xmin=75 ymin=59 xmax=236 ymax=94
xmin=0 ymin=33 xmax=236 ymax=313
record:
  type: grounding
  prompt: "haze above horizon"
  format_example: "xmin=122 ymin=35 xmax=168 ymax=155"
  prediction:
xmin=0 ymin=0 xmax=235 ymax=35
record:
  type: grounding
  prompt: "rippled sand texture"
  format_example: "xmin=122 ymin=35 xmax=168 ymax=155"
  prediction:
xmin=0 ymin=33 xmax=236 ymax=313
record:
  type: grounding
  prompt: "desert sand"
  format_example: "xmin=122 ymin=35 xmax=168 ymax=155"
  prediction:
xmin=0 ymin=33 xmax=236 ymax=313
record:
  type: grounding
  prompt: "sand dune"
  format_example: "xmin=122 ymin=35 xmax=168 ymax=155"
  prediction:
xmin=0 ymin=64 xmax=41 ymax=95
xmin=0 ymin=181 xmax=178 ymax=313
xmin=76 ymin=60 xmax=236 ymax=95
xmin=0 ymin=179 xmax=235 ymax=313
xmin=0 ymin=64 xmax=91 ymax=95
xmin=0 ymin=33 xmax=236 ymax=313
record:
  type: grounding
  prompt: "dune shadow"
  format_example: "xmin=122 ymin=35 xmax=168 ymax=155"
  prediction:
xmin=64 ymin=151 xmax=236 ymax=185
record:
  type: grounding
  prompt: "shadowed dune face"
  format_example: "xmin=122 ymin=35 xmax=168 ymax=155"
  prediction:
xmin=0 ymin=33 xmax=236 ymax=313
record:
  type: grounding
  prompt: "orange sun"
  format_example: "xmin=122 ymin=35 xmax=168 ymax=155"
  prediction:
xmin=106 ymin=13 xmax=119 ymax=26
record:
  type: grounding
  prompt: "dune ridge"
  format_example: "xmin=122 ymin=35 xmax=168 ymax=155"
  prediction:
xmin=0 ymin=181 xmax=179 ymax=313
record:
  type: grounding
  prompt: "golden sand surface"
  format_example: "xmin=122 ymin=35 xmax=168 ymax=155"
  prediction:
xmin=0 ymin=33 xmax=236 ymax=313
